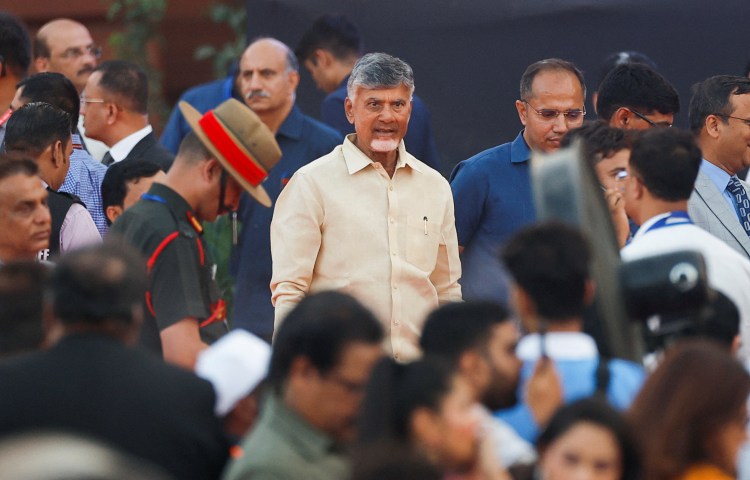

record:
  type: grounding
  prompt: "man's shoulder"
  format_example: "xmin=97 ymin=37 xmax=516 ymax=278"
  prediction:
xmin=110 ymin=201 xmax=179 ymax=248
xmin=294 ymin=145 xmax=344 ymax=176
xmin=450 ymin=141 xmax=516 ymax=183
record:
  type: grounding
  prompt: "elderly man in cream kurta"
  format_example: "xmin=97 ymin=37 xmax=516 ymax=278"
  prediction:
xmin=271 ymin=53 xmax=461 ymax=361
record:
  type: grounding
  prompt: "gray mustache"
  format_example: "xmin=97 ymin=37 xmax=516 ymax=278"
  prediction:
xmin=245 ymin=90 xmax=271 ymax=100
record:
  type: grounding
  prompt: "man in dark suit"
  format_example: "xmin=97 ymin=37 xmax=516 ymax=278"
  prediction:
xmin=0 ymin=242 xmax=229 ymax=479
xmin=688 ymin=75 xmax=750 ymax=259
xmin=80 ymin=60 xmax=174 ymax=170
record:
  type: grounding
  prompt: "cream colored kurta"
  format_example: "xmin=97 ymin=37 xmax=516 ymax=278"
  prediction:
xmin=271 ymin=135 xmax=462 ymax=361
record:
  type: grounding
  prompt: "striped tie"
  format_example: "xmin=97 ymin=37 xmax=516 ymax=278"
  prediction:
xmin=726 ymin=175 xmax=750 ymax=236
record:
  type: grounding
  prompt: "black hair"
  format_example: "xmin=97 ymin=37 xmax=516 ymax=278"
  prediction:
xmin=0 ymin=155 xmax=38 ymax=181
xmin=358 ymin=357 xmax=455 ymax=444
xmin=4 ymin=102 xmax=71 ymax=159
xmin=52 ymin=241 xmax=147 ymax=326
xmin=16 ymin=72 xmax=80 ymax=130
xmin=101 ymin=160 xmax=162 ymax=225
xmin=596 ymin=63 xmax=680 ymax=121
xmin=537 ymin=398 xmax=640 ymax=480
xmin=561 ymin=120 xmax=635 ymax=167
xmin=629 ymin=128 xmax=701 ymax=202
xmin=0 ymin=12 xmax=31 ymax=78
xmin=267 ymin=291 xmax=383 ymax=392
xmin=0 ymin=261 xmax=48 ymax=356
xmin=420 ymin=301 xmax=510 ymax=364
xmin=596 ymin=51 xmax=657 ymax=90
xmin=688 ymin=75 xmax=750 ymax=134
xmin=502 ymin=221 xmax=591 ymax=320
xmin=295 ymin=13 xmax=363 ymax=64
xmin=95 ymin=60 xmax=148 ymax=114
xmin=351 ymin=441 xmax=443 ymax=480
xmin=519 ymin=58 xmax=586 ymax=101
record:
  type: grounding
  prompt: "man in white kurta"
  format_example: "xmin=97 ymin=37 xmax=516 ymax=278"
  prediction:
xmin=270 ymin=53 xmax=461 ymax=361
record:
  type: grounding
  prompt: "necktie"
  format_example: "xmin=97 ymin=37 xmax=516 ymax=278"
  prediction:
xmin=726 ymin=175 xmax=750 ymax=236
xmin=102 ymin=151 xmax=114 ymax=167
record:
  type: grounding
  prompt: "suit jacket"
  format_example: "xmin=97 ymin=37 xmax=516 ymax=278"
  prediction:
xmin=688 ymin=169 xmax=750 ymax=258
xmin=123 ymin=131 xmax=175 ymax=171
xmin=0 ymin=334 xmax=228 ymax=479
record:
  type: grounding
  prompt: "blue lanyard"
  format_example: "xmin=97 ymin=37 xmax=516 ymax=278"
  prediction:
xmin=642 ymin=211 xmax=692 ymax=235
xmin=141 ymin=193 xmax=167 ymax=205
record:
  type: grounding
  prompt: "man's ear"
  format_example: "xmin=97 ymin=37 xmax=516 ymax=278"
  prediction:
xmin=51 ymin=140 xmax=65 ymax=168
xmin=459 ymin=349 xmax=488 ymax=392
xmin=34 ymin=56 xmax=50 ymax=74
xmin=106 ymin=102 xmax=119 ymax=125
xmin=344 ymin=97 xmax=355 ymax=125
xmin=515 ymin=99 xmax=528 ymax=126
xmin=704 ymin=114 xmax=722 ymax=140
xmin=582 ymin=279 xmax=596 ymax=307
xmin=611 ymin=107 xmax=632 ymax=129
xmin=314 ymin=49 xmax=333 ymax=68
xmin=106 ymin=205 xmax=123 ymax=224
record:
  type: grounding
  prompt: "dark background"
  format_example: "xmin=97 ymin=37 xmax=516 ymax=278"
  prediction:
xmin=246 ymin=0 xmax=750 ymax=176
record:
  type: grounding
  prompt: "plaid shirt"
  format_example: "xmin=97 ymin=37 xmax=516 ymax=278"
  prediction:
xmin=60 ymin=134 xmax=108 ymax=236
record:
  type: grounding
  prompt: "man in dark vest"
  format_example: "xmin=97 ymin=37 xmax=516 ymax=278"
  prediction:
xmin=5 ymin=102 xmax=100 ymax=259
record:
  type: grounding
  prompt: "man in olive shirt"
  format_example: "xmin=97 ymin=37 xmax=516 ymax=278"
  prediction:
xmin=223 ymin=292 xmax=383 ymax=480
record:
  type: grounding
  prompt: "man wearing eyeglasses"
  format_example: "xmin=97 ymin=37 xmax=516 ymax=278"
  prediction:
xmin=80 ymin=61 xmax=174 ymax=170
xmin=449 ymin=58 xmax=586 ymax=303
xmin=688 ymin=75 xmax=750 ymax=259
xmin=596 ymin=63 xmax=680 ymax=130
xmin=33 ymin=18 xmax=108 ymax=162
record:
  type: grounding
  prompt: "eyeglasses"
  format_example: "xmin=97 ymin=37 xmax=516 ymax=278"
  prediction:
xmin=79 ymin=96 xmax=107 ymax=105
xmin=522 ymin=100 xmax=586 ymax=122
xmin=714 ymin=113 xmax=750 ymax=127
xmin=57 ymin=45 xmax=102 ymax=61
xmin=627 ymin=108 xmax=672 ymax=128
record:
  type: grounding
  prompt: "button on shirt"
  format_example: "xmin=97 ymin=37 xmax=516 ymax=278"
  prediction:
xmin=271 ymin=135 xmax=462 ymax=361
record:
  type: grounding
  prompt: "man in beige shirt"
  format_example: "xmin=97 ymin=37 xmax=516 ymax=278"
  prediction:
xmin=271 ymin=52 xmax=462 ymax=361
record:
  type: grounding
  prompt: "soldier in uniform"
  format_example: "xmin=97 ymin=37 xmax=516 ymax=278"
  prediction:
xmin=110 ymin=98 xmax=280 ymax=369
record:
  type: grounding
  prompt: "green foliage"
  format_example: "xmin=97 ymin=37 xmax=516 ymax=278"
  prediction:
xmin=194 ymin=0 xmax=246 ymax=79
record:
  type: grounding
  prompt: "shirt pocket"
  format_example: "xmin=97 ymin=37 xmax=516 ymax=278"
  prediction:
xmin=405 ymin=215 xmax=442 ymax=272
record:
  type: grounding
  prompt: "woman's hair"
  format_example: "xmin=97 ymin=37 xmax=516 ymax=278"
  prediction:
xmin=628 ymin=340 xmax=750 ymax=480
xmin=357 ymin=357 xmax=455 ymax=444
xmin=537 ymin=397 xmax=640 ymax=480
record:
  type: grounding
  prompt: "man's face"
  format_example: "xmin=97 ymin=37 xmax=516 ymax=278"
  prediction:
xmin=479 ymin=322 xmax=522 ymax=410
xmin=36 ymin=22 xmax=97 ymax=93
xmin=303 ymin=56 xmax=338 ymax=94
xmin=0 ymin=174 xmax=51 ymax=261
xmin=624 ymin=109 xmax=674 ymax=130
xmin=517 ymin=70 xmax=586 ymax=153
xmin=308 ymin=341 xmax=383 ymax=442
xmin=715 ymin=93 xmax=750 ymax=174
xmin=80 ymin=71 xmax=109 ymax=143
xmin=344 ymin=84 xmax=412 ymax=158
xmin=238 ymin=40 xmax=299 ymax=117
xmin=595 ymin=149 xmax=630 ymax=191
xmin=196 ymin=164 xmax=244 ymax=223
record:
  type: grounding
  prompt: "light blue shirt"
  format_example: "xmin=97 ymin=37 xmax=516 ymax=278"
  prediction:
xmin=700 ymin=158 xmax=742 ymax=220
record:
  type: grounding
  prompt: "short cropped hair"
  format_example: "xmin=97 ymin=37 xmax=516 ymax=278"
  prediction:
xmin=596 ymin=51 xmax=657 ymax=90
xmin=420 ymin=301 xmax=510 ymax=364
xmin=101 ymin=160 xmax=163 ymax=225
xmin=561 ymin=121 xmax=635 ymax=167
xmin=519 ymin=58 xmax=586 ymax=101
xmin=17 ymin=72 xmax=80 ymax=130
xmin=0 ymin=156 xmax=38 ymax=182
xmin=267 ymin=291 xmax=383 ymax=393
xmin=502 ymin=221 xmax=591 ymax=320
xmin=5 ymin=102 xmax=71 ymax=159
xmin=0 ymin=12 xmax=31 ymax=78
xmin=51 ymin=242 xmax=147 ymax=326
xmin=95 ymin=60 xmax=148 ymax=114
xmin=688 ymin=75 xmax=750 ymax=134
xmin=629 ymin=128 xmax=701 ymax=202
xmin=296 ymin=14 xmax=363 ymax=63
xmin=347 ymin=52 xmax=414 ymax=99
xmin=596 ymin=63 xmax=680 ymax=121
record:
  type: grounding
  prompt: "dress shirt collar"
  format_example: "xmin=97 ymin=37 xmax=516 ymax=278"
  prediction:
xmin=263 ymin=393 xmax=342 ymax=460
xmin=516 ymin=331 xmax=598 ymax=362
xmin=276 ymin=105 xmax=304 ymax=141
xmin=630 ymin=211 xmax=673 ymax=242
xmin=510 ymin=130 xmax=533 ymax=164
xmin=700 ymin=158 xmax=733 ymax=193
xmin=342 ymin=134 xmax=422 ymax=175
xmin=109 ymin=125 xmax=153 ymax=162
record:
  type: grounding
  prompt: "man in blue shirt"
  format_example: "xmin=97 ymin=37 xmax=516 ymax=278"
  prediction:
xmin=450 ymin=59 xmax=586 ymax=302
xmin=295 ymin=14 xmax=441 ymax=172
xmin=230 ymin=38 xmax=340 ymax=342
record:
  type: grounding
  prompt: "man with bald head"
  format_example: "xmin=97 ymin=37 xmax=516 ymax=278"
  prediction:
xmin=230 ymin=37 xmax=340 ymax=342
xmin=33 ymin=18 xmax=108 ymax=161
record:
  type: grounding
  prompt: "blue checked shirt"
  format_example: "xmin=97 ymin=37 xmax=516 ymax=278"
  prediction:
xmin=61 ymin=134 xmax=108 ymax=236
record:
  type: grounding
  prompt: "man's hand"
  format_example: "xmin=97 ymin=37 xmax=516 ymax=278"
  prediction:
xmin=605 ymin=188 xmax=630 ymax=248
xmin=525 ymin=356 xmax=563 ymax=428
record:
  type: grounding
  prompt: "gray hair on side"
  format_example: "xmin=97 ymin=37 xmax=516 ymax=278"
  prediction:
xmin=347 ymin=52 xmax=414 ymax=100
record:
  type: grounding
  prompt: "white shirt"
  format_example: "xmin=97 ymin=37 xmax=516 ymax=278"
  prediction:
xmin=622 ymin=211 xmax=750 ymax=358
xmin=270 ymin=135 xmax=462 ymax=361
xmin=108 ymin=125 xmax=153 ymax=163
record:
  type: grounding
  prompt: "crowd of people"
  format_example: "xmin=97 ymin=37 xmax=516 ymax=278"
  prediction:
xmin=0 ymin=8 xmax=749 ymax=480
